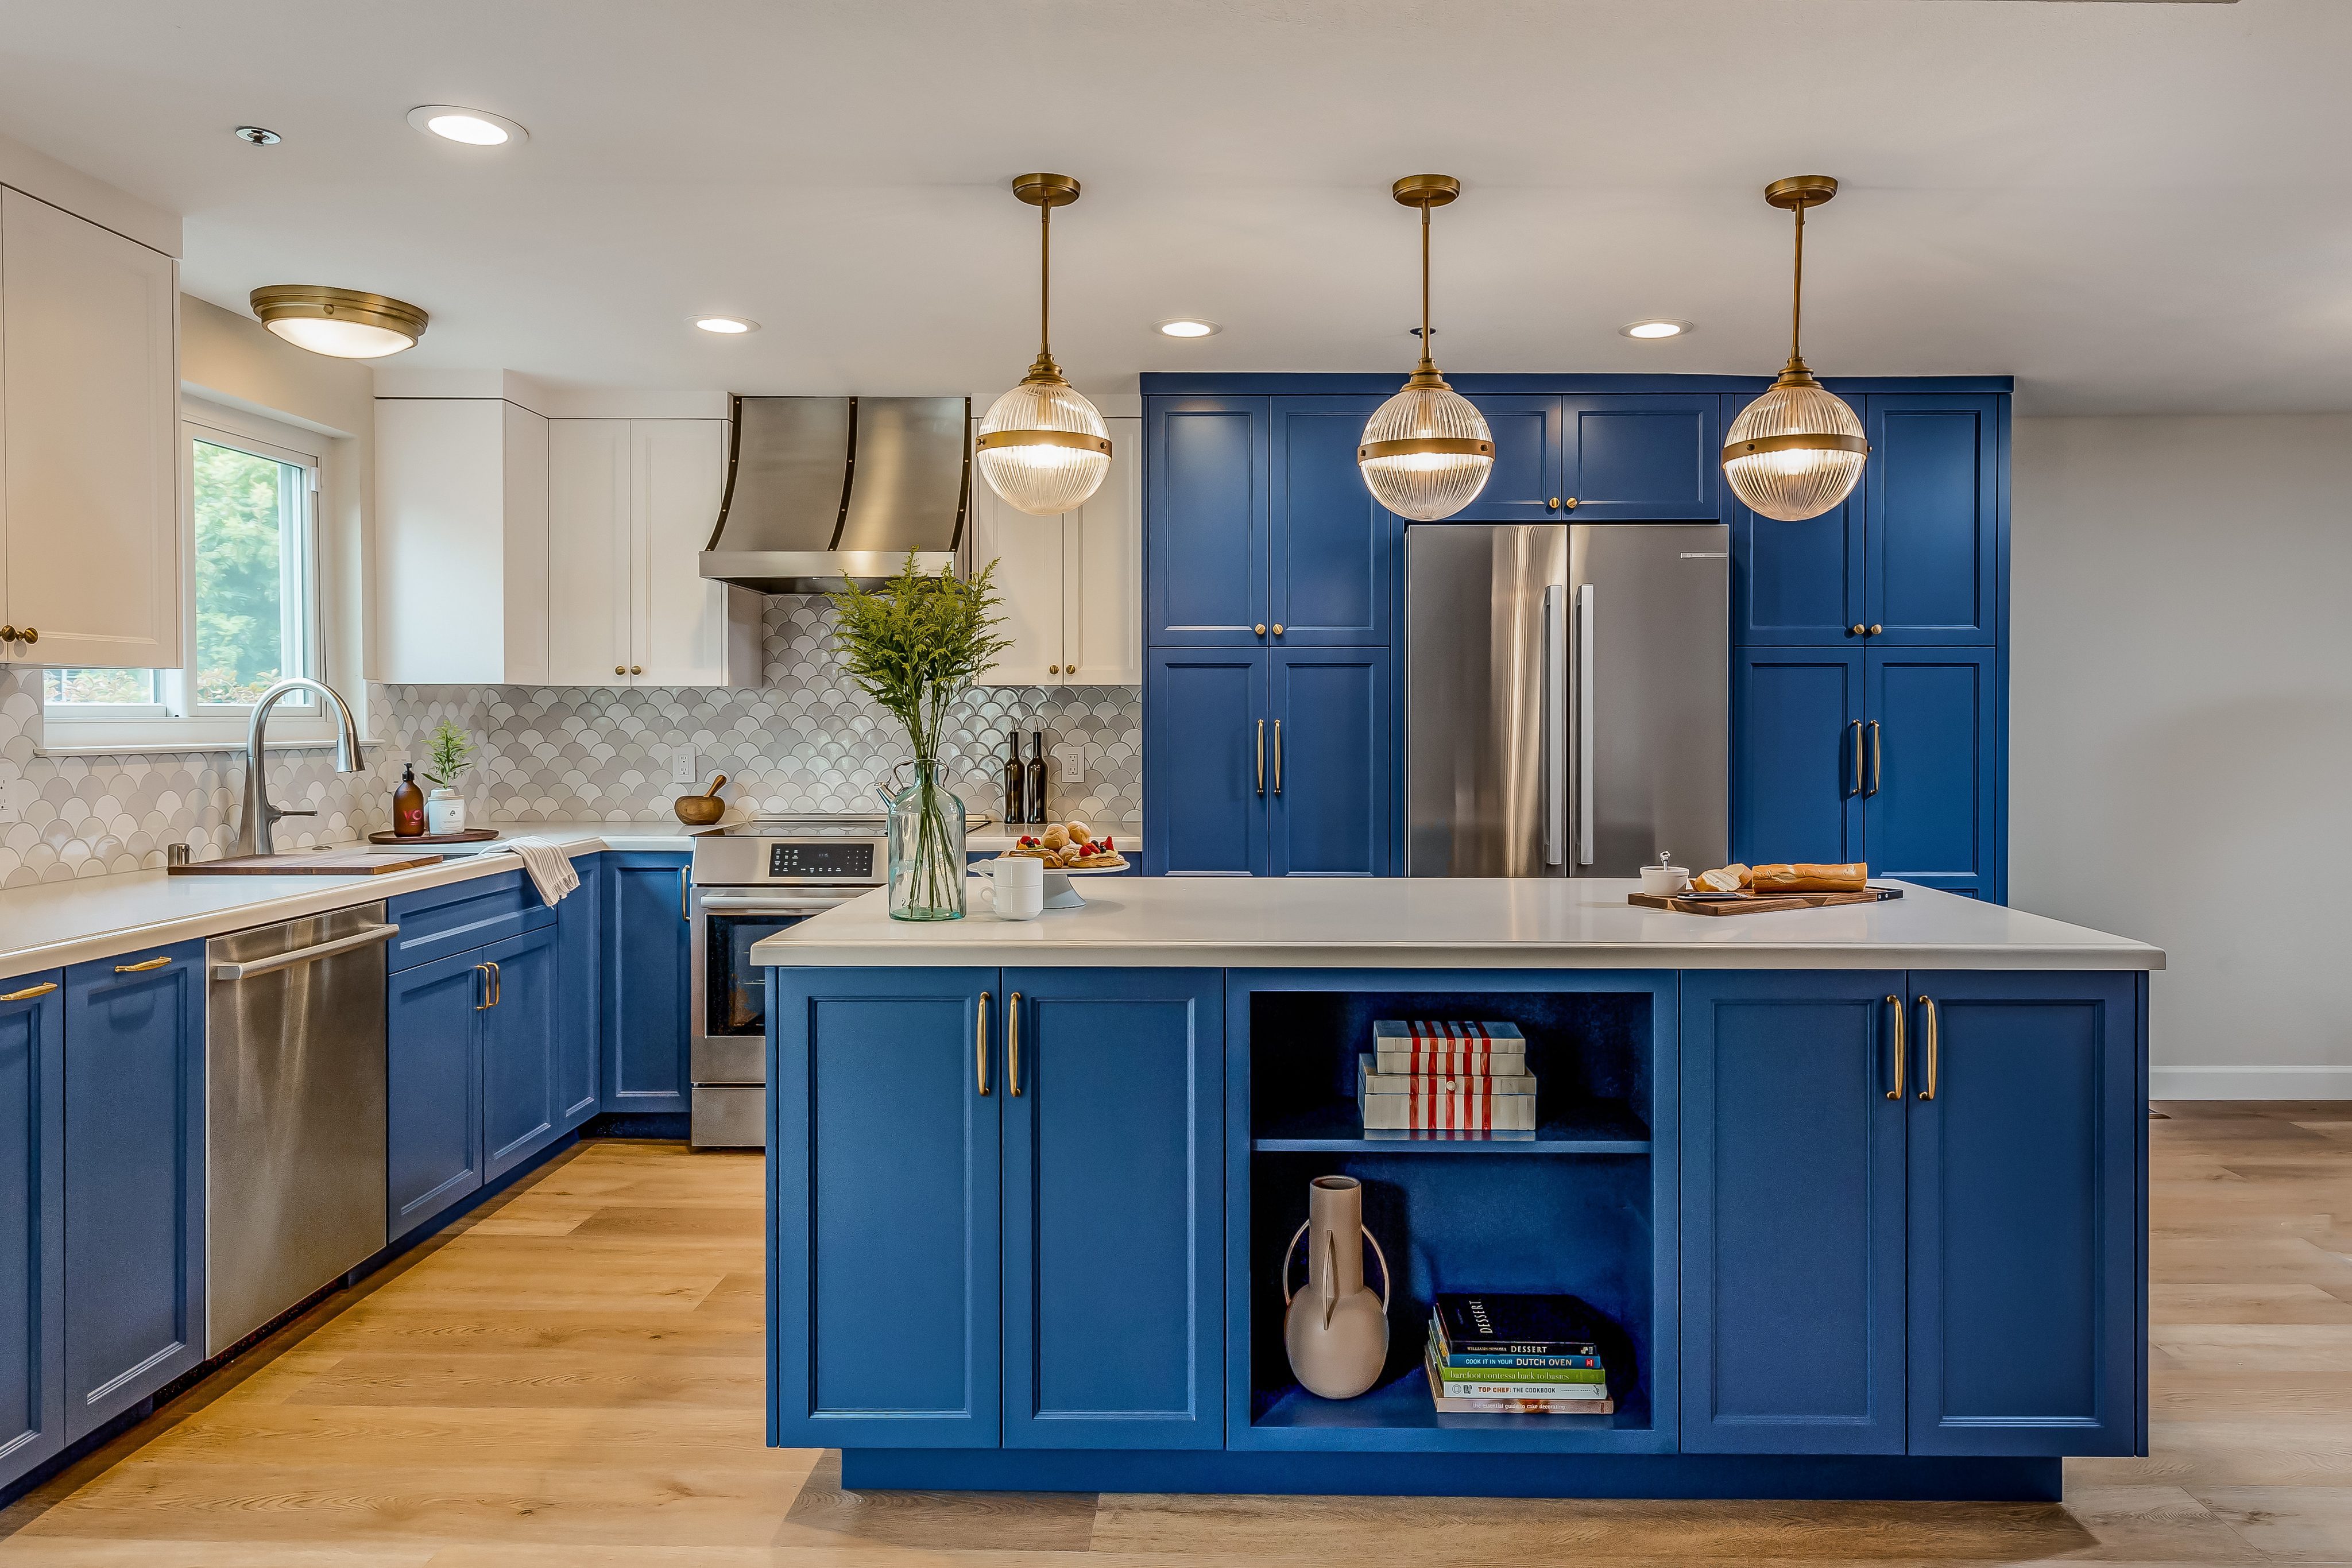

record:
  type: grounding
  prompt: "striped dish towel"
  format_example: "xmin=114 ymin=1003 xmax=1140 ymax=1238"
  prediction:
xmin=503 ymin=837 xmax=581 ymax=906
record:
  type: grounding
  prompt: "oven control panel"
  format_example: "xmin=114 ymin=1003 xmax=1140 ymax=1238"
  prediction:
xmin=767 ymin=841 xmax=875 ymax=881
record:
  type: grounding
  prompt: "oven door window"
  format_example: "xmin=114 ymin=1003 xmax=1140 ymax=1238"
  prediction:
xmin=707 ymin=913 xmax=807 ymax=1037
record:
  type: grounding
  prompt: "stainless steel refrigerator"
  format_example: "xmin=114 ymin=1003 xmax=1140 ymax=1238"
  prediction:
xmin=1405 ymin=521 xmax=1728 ymax=878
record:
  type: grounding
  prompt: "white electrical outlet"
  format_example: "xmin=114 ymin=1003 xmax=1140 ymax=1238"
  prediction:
xmin=0 ymin=799 xmax=17 ymax=826
xmin=671 ymin=747 xmax=699 ymax=785
xmin=1051 ymin=742 xmax=1085 ymax=785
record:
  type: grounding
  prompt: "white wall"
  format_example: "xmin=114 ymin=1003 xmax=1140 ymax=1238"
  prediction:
xmin=2011 ymin=415 xmax=2352 ymax=1098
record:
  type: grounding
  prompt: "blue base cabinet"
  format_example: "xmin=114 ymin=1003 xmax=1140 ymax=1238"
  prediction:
xmin=62 ymin=940 xmax=203 ymax=1442
xmin=0 ymin=973 xmax=63 ymax=1488
xmin=556 ymin=854 xmax=603 ymax=1130
xmin=386 ymin=950 xmax=487 ymax=1240
xmin=603 ymin=853 xmax=691 ymax=1114
xmin=769 ymin=966 xmax=1223 ymax=1451
xmin=1682 ymin=969 xmax=2139 ymax=1462
xmin=481 ymin=924 xmax=562 ymax=1180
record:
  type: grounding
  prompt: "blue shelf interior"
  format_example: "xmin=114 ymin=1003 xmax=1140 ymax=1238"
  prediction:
xmin=1247 ymin=989 xmax=1657 ymax=1443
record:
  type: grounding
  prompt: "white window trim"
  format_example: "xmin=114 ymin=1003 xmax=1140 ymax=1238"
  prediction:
xmin=38 ymin=399 xmax=347 ymax=754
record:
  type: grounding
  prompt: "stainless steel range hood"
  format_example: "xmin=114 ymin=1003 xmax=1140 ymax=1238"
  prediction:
xmin=699 ymin=396 xmax=971 ymax=594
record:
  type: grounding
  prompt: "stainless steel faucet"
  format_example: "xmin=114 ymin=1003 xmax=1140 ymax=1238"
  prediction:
xmin=235 ymin=677 xmax=366 ymax=857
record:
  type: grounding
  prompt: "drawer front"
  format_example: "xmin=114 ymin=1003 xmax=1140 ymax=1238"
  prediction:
xmin=385 ymin=870 xmax=555 ymax=973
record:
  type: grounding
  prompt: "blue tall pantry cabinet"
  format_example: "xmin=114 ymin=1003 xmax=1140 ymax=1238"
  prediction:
xmin=1142 ymin=374 xmax=2008 ymax=899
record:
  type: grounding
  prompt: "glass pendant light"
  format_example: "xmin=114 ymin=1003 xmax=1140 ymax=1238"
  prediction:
xmin=1722 ymin=175 xmax=1869 ymax=522
xmin=1357 ymin=175 xmax=1494 ymax=521
xmin=977 ymin=173 xmax=1112 ymax=518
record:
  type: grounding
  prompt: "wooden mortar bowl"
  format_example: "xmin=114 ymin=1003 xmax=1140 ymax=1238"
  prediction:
xmin=673 ymin=793 xmax=726 ymax=826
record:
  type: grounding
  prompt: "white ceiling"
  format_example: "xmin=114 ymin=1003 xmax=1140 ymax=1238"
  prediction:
xmin=0 ymin=0 xmax=2341 ymax=415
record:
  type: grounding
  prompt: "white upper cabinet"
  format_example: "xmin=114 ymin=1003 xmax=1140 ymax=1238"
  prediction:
xmin=546 ymin=419 xmax=633 ymax=683
xmin=373 ymin=398 xmax=551 ymax=684
xmin=0 ymin=187 xmax=180 ymax=669
xmin=973 ymin=415 xmax=1139 ymax=687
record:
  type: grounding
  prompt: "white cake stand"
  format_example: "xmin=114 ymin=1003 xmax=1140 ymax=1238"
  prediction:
xmin=972 ymin=856 xmax=1130 ymax=909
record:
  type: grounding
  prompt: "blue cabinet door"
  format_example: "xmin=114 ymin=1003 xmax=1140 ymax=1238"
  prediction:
xmin=1680 ymin=972 xmax=1907 ymax=1454
xmin=1267 ymin=647 xmax=1390 ymax=877
xmin=1268 ymin=397 xmax=1397 ymax=646
xmin=770 ymin=967 xmax=1001 ymax=1449
xmin=1147 ymin=397 xmax=1268 ymax=647
xmin=555 ymin=855 xmax=602 ymax=1130
xmin=480 ymin=923 xmax=562 ymax=1180
xmin=1865 ymin=649 xmax=1997 ymax=898
xmin=1561 ymin=394 xmax=1722 ymax=520
xmin=1144 ymin=650 xmax=1269 ymax=876
xmin=602 ymin=853 xmax=691 ymax=1114
xmin=1732 ymin=649 xmax=1866 ymax=869
xmin=62 ymin=940 xmax=203 ymax=1441
xmin=1864 ymin=395 xmax=2000 ymax=645
xmin=1908 ymin=971 xmax=2140 ymax=1456
xmin=1449 ymin=393 xmax=1563 ymax=521
xmin=1001 ymin=969 xmax=1222 ymax=1449
xmin=0 ymin=974 xmax=63 ymax=1487
xmin=1732 ymin=489 xmax=1865 ymax=647
xmin=386 ymin=950 xmax=485 ymax=1240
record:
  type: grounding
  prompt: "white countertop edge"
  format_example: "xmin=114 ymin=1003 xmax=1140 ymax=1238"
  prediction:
xmin=0 ymin=826 xmax=698 ymax=982
xmin=752 ymin=940 xmax=2164 ymax=972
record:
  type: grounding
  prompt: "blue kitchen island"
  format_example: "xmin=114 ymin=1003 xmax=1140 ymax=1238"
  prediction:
xmin=754 ymin=877 xmax=2159 ymax=1500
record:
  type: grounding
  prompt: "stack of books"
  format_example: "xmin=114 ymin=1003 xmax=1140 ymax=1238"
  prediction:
xmin=1423 ymin=1291 xmax=1615 ymax=1415
xmin=1357 ymin=1020 xmax=1536 ymax=1140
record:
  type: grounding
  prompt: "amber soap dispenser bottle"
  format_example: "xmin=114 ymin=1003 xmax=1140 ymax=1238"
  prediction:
xmin=391 ymin=762 xmax=427 ymax=838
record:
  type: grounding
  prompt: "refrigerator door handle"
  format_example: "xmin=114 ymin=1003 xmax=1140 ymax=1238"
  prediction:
xmin=1576 ymin=582 xmax=1596 ymax=865
xmin=1542 ymin=586 xmax=1565 ymax=866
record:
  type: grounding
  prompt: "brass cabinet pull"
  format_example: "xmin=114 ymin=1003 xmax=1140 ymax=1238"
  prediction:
xmin=1848 ymin=721 xmax=1863 ymax=795
xmin=1007 ymin=992 xmax=1022 ymax=1097
xmin=976 ymin=991 xmax=991 ymax=1096
xmin=1253 ymin=624 xmax=1267 ymax=637
xmin=1255 ymin=720 xmax=1266 ymax=796
xmin=1272 ymin=720 xmax=1283 ymax=795
xmin=1065 ymin=664 xmax=1076 ymax=674
xmin=486 ymin=961 xmax=501 ymax=1006
xmin=1561 ymin=497 xmax=1578 ymax=510
xmin=630 ymin=664 xmax=642 ymax=675
xmin=1917 ymin=996 xmax=1939 ymax=1101
xmin=1886 ymin=994 xmax=1905 ymax=1100
xmin=680 ymin=868 xmax=690 ymax=922
xmin=1866 ymin=721 xmax=1882 ymax=797
xmin=114 ymin=957 xmax=172 ymax=973
xmin=1869 ymin=624 xmax=1883 ymax=636
xmin=474 ymin=964 xmax=492 ymax=1011
xmin=1549 ymin=497 xmax=1562 ymax=511
xmin=1048 ymin=664 xmax=1060 ymax=675
xmin=614 ymin=665 xmax=626 ymax=676
xmin=1271 ymin=623 xmax=1285 ymax=637
xmin=1 ymin=981 xmax=57 ymax=1002
xmin=0 ymin=626 xmax=14 ymax=642
xmin=1850 ymin=624 xmax=1866 ymax=637
xmin=20 ymin=628 xmax=34 ymax=645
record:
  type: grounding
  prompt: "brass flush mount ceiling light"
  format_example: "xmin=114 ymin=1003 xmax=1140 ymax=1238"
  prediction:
xmin=1721 ymin=175 xmax=1869 ymax=522
xmin=976 ymin=173 xmax=1113 ymax=517
xmin=1357 ymin=175 xmax=1494 ymax=522
xmin=250 ymin=285 xmax=428 ymax=359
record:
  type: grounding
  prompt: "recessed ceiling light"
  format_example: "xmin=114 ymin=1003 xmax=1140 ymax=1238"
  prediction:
xmin=691 ymin=316 xmax=760 ymax=335
xmin=233 ymin=126 xmax=281 ymax=146
xmin=407 ymin=104 xmax=529 ymax=146
xmin=1621 ymin=319 xmax=1693 ymax=339
xmin=250 ymin=285 xmax=427 ymax=359
xmin=1157 ymin=318 xmax=1220 ymax=338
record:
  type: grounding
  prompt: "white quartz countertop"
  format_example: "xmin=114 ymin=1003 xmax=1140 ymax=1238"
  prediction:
xmin=0 ymin=821 xmax=698 ymax=981
xmin=751 ymin=877 xmax=2164 ymax=971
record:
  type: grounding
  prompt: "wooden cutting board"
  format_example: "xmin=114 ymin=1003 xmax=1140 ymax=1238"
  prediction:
xmin=1628 ymin=887 xmax=1903 ymax=916
xmin=170 ymin=849 xmax=446 ymax=876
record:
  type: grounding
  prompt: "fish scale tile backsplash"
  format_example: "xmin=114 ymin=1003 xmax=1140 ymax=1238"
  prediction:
xmin=0 ymin=597 xmax=1140 ymax=888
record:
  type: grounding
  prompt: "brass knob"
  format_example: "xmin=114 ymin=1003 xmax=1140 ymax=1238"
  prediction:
xmin=614 ymin=665 xmax=626 ymax=676
xmin=1549 ymin=497 xmax=1561 ymax=510
xmin=1850 ymin=624 xmax=1866 ymax=637
xmin=1271 ymin=624 xmax=1285 ymax=637
xmin=0 ymin=626 xmax=14 ymax=642
xmin=1048 ymin=664 xmax=1060 ymax=674
xmin=1562 ymin=497 xmax=1578 ymax=510
xmin=17 ymin=628 xmax=32 ymax=645
xmin=1868 ymin=625 xmax=1882 ymax=636
xmin=630 ymin=664 xmax=642 ymax=675
xmin=1254 ymin=624 xmax=1267 ymax=636
xmin=1066 ymin=664 xmax=1076 ymax=673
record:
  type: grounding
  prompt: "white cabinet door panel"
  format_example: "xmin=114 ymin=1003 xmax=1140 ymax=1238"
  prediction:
xmin=547 ymin=419 xmax=633 ymax=684
xmin=970 ymin=456 xmax=1063 ymax=687
xmin=1 ymin=188 xmax=179 ymax=668
xmin=1066 ymin=416 xmax=1140 ymax=686
xmin=631 ymin=420 xmax=741 ymax=686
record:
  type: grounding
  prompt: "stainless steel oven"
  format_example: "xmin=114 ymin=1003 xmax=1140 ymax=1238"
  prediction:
xmin=687 ymin=816 xmax=889 ymax=1148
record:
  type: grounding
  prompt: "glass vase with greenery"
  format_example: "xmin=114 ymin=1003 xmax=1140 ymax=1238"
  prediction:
xmin=829 ymin=555 xmax=1010 ymax=920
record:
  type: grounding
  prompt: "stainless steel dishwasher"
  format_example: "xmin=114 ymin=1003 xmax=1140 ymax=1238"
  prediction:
xmin=205 ymin=902 xmax=397 ymax=1356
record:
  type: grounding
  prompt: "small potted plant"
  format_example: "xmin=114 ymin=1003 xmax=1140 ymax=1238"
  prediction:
xmin=830 ymin=554 xmax=1009 ymax=920
xmin=420 ymin=720 xmax=475 ymax=835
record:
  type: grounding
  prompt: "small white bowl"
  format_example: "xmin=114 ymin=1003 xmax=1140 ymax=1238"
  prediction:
xmin=1640 ymin=865 xmax=1690 ymax=896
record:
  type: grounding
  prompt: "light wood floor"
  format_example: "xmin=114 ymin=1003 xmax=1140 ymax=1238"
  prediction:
xmin=5 ymin=1105 xmax=2351 ymax=1565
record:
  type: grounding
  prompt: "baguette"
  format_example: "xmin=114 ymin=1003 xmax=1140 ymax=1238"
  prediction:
xmin=1749 ymin=861 xmax=1867 ymax=892
xmin=1695 ymin=864 xmax=1751 ymax=893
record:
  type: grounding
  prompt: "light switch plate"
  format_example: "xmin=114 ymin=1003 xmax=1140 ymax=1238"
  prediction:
xmin=1051 ymin=742 xmax=1085 ymax=785
xmin=671 ymin=747 xmax=699 ymax=785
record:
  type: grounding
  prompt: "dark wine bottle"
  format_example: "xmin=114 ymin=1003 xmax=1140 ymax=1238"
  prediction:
xmin=1001 ymin=731 xmax=1025 ymax=826
xmin=1024 ymin=732 xmax=1049 ymax=824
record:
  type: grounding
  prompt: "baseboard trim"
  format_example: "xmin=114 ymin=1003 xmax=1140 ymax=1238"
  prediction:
xmin=2150 ymin=1066 xmax=2352 ymax=1101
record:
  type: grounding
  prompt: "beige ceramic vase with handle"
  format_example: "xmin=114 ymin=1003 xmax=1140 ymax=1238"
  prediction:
xmin=1282 ymin=1175 xmax=1392 ymax=1399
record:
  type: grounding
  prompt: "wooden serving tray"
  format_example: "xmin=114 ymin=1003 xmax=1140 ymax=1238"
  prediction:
xmin=368 ymin=828 xmax=501 ymax=845
xmin=172 ymin=849 xmax=446 ymax=876
xmin=1629 ymin=886 xmax=1904 ymax=916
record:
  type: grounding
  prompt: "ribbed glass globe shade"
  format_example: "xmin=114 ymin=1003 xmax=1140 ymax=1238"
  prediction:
xmin=1357 ymin=383 xmax=1494 ymax=521
xmin=1723 ymin=381 xmax=1867 ymax=522
xmin=978 ymin=379 xmax=1112 ymax=517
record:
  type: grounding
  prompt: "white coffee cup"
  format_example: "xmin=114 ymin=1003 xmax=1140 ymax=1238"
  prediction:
xmin=1640 ymin=864 xmax=1689 ymax=896
xmin=991 ymin=855 xmax=1045 ymax=920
